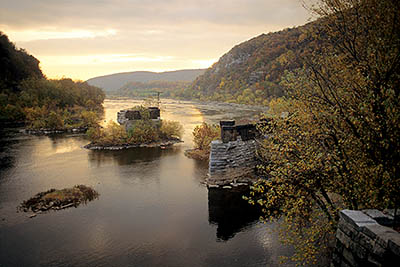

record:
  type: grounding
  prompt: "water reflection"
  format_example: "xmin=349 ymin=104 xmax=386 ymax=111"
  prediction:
xmin=88 ymin=146 xmax=181 ymax=167
xmin=0 ymin=126 xmax=22 ymax=178
xmin=0 ymin=99 xmax=293 ymax=267
xmin=208 ymin=187 xmax=262 ymax=241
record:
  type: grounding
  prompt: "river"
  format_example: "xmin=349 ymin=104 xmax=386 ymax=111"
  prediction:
xmin=0 ymin=99 xmax=294 ymax=267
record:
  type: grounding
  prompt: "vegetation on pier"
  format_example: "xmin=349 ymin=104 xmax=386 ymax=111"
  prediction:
xmin=87 ymin=106 xmax=183 ymax=147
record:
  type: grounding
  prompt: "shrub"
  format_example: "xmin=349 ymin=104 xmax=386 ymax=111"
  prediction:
xmin=193 ymin=122 xmax=220 ymax=152
xmin=80 ymin=110 xmax=100 ymax=128
xmin=47 ymin=111 xmax=64 ymax=129
xmin=160 ymin=120 xmax=183 ymax=139
xmin=127 ymin=120 xmax=159 ymax=144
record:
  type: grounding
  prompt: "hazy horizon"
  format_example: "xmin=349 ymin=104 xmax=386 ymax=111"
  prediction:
xmin=1 ymin=0 xmax=310 ymax=80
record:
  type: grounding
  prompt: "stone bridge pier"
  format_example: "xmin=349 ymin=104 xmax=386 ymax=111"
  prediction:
xmin=207 ymin=120 xmax=259 ymax=187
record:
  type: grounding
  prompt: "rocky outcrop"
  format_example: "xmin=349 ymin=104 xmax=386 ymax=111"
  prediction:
xmin=18 ymin=185 xmax=99 ymax=217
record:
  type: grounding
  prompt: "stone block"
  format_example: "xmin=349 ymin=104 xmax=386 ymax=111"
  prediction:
xmin=367 ymin=254 xmax=383 ymax=266
xmin=354 ymin=231 xmax=374 ymax=251
xmin=342 ymin=248 xmax=356 ymax=266
xmin=352 ymin=242 xmax=368 ymax=259
xmin=363 ymin=209 xmax=394 ymax=226
xmin=388 ymin=236 xmax=400 ymax=256
xmin=340 ymin=210 xmax=378 ymax=230
xmin=339 ymin=218 xmax=358 ymax=238
xmin=337 ymin=229 xmax=353 ymax=249
xmin=383 ymin=209 xmax=400 ymax=220
xmin=362 ymin=224 xmax=398 ymax=248
xmin=371 ymin=242 xmax=386 ymax=258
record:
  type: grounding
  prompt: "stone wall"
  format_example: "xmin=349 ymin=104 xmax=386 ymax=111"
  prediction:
xmin=332 ymin=209 xmax=400 ymax=266
xmin=208 ymin=137 xmax=257 ymax=186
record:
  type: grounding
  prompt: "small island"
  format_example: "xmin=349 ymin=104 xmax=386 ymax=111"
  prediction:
xmin=84 ymin=106 xmax=183 ymax=150
xmin=18 ymin=185 xmax=99 ymax=217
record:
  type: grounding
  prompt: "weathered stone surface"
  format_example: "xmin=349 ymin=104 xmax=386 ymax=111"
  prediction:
xmin=388 ymin=235 xmax=400 ymax=256
xmin=342 ymin=248 xmax=357 ymax=267
xmin=208 ymin=137 xmax=257 ymax=186
xmin=363 ymin=209 xmax=394 ymax=226
xmin=367 ymin=254 xmax=382 ymax=266
xmin=333 ymin=210 xmax=400 ymax=267
xmin=383 ymin=209 xmax=400 ymax=219
xmin=362 ymin=224 xmax=398 ymax=248
xmin=339 ymin=218 xmax=358 ymax=238
xmin=337 ymin=229 xmax=353 ymax=249
xmin=340 ymin=210 xmax=378 ymax=230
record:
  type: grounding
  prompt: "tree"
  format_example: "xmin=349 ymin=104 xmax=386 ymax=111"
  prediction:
xmin=247 ymin=0 xmax=400 ymax=264
xmin=193 ymin=122 xmax=220 ymax=152
xmin=160 ymin=120 xmax=183 ymax=139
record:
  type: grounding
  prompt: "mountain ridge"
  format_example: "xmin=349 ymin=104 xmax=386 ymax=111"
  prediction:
xmin=186 ymin=20 xmax=321 ymax=105
xmin=87 ymin=69 xmax=206 ymax=92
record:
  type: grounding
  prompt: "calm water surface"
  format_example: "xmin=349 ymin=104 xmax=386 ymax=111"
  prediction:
xmin=0 ymin=99 xmax=293 ymax=267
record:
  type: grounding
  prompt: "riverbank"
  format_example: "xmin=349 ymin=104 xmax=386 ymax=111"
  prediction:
xmin=84 ymin=138 xmax=182 ymax=150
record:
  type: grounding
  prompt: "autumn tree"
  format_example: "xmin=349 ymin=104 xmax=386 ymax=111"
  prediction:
xmin=247 ymin=0 xmax=400 ymax=264
xmin=193 ymin=122 xmax=220 ymax=152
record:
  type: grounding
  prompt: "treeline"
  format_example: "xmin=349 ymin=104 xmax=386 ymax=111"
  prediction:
xmin=0 ymin=31 xmax=105 ymax=129
xmin=116 ymin=80 xmax=190 ymax=98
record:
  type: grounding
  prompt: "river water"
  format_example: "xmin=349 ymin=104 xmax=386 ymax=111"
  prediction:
xmin=0 ymin=99 xmax=294 ymax=267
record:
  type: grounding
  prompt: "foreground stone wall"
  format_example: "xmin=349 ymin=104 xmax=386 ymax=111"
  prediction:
xmin=208 ymin=137 xmax=257 ymax=186
xmin=332 ymin=209 xmax=400 ymax=266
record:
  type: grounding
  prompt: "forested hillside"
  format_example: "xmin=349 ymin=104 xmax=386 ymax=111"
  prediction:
xmin=87 ymin=69 xmax=205 ymax=92
xmin=185 ymin=21 xmax=322 ymax=105
xmin=0 ymin=31 xmax=105 ymax=129
xmin=0 ymin=32 xmax=43 ymax=90
xmin=117 ymin=80 xmax=190 ymax=98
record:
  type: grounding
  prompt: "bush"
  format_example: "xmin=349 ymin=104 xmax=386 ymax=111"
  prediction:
xmin=193 ymin=122 xmax=220 ymax=152
xmin=160 ymin=120 xmax=183 ymax=139
xmin=127 ymin=120 xmax=159 ymax=144
xmin=87 ymin=121 xmax=127 ymax=145
xmin=47 ymin=111 xmax=64 ymax=129
xmin=80 ymin=110 xmax=100 ymax=128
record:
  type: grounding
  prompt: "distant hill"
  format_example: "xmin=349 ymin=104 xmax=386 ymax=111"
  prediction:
xmin=87 ymin=69 xmax=206 ymax=92
xmin=186 ymin=20 xmax=323 ymax=105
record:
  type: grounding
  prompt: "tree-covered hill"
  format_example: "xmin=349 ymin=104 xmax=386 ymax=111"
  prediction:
xmin=186 ymin=20 xmax=323 ymax=105
xmin=0 ymin=31 xmax=105 ymax=129
xmin=0 ymin=32 xmax=43 ymax=91
xmin=87 ymin=69 xmax=206 ymax=92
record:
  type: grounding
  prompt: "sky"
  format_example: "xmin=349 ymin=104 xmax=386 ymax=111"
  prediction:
xmin=1 ymin=0 xmax=311 ymax=81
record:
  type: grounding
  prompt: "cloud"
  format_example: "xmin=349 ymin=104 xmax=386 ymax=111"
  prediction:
xmin=0 ymin=0 xmax=310 ymax=80
xmin=1 ymin=0 xmax=309 ymax=30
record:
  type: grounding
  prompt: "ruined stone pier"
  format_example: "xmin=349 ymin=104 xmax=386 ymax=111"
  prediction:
xmin=207 ymin=120 xmax=259 ymax=186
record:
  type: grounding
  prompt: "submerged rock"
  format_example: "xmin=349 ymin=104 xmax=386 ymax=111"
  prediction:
xmin=18 ymin=185 xmax=99 ymax=216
